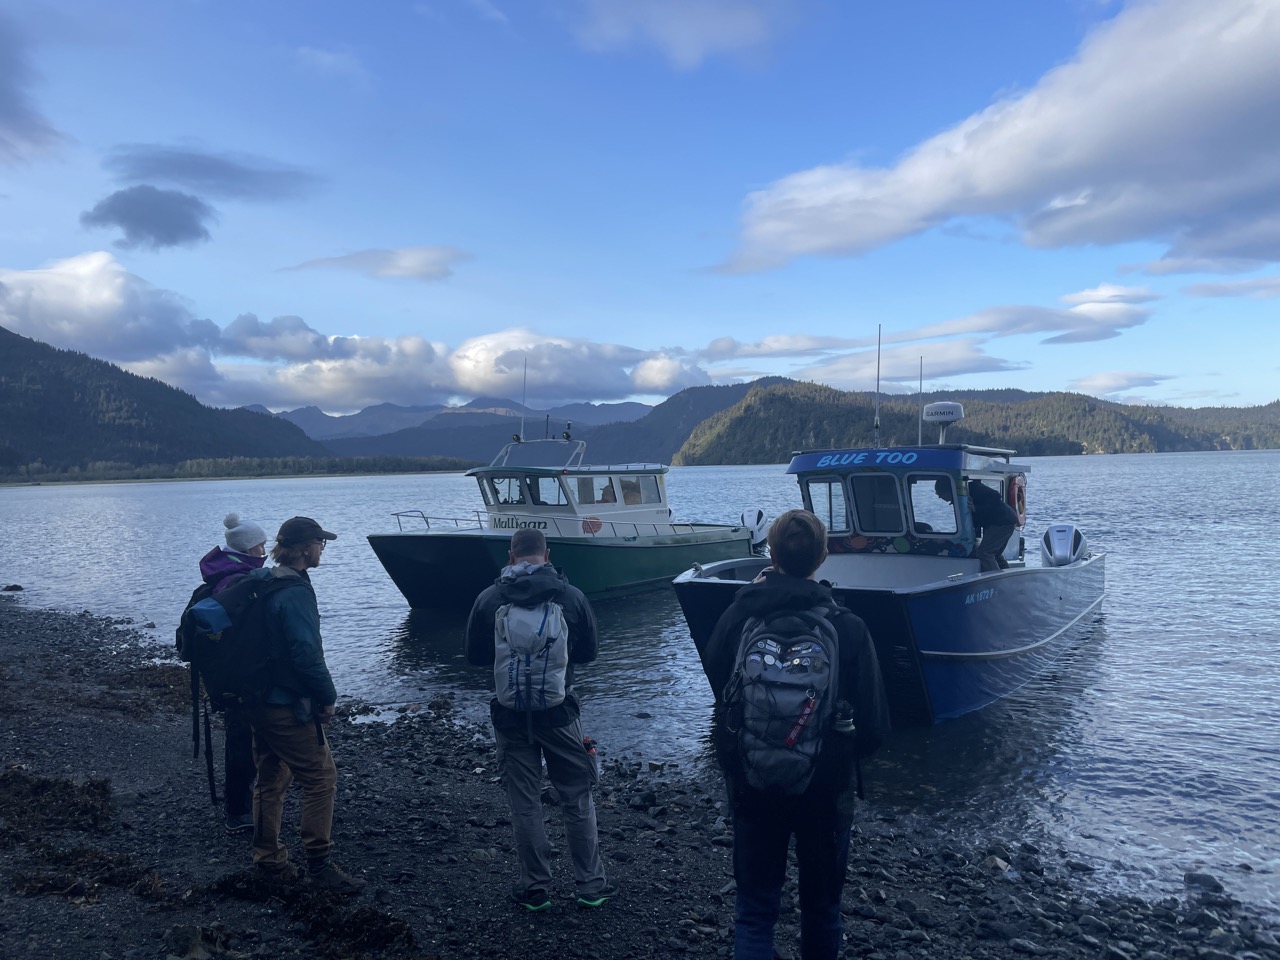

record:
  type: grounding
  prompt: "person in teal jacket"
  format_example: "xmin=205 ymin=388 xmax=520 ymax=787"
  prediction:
xmin=247 ymin=516 xmax=363 ymax=895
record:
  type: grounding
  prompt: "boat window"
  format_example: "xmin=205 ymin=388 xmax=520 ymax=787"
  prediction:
xmin=576 ymin=476 xmax=617 ymax=505
xmin=488 ymin=475 xmax=527 ymax=505
xmin=849 ymin=474 xmax=904 ymax=534
xmin=802 ymin=478 xmax=850 ymax=533
xmin=619 ymin=478 xmax=650 ymax=505
xmin=528 ymin=475 xmax=570 ymax=507
xmin=636 ymin=475 xmax=662 ymax=504
xmin=908 ymin=474 xmax=958 ymax=535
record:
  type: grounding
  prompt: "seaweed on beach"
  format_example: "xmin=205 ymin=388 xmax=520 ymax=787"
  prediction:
xmin=0 ymin=769 xmax=112 ymax=838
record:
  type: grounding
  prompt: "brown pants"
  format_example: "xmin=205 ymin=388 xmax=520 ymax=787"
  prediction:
xmin=250 ymin=705 xmax=337 ymax=868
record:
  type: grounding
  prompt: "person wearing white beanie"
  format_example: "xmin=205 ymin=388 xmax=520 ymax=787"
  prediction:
xmin=224 ymin=513 xmax=268 ymax=557
xmin=193 ymin=512 xmax=270 ymax=834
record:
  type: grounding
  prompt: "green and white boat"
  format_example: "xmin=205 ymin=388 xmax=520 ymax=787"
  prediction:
xmin=368 ymin=438 xmax=755 ymax=610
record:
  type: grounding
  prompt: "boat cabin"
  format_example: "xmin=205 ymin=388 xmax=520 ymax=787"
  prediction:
xmin=786 ymin=444 xmax=1029 ymax=581
xmin=465 ymin=439 xmax=675 ymax=537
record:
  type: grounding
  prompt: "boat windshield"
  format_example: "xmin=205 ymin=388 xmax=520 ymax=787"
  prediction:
xmin=528 ymin=475 xmax=571 ymax=507
xmin=483 ymin=475 xmax=528 ymax=505
xmin=803 ymin=478 xmax=850 ymax=533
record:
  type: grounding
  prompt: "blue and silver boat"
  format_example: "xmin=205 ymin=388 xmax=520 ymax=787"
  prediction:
xmin=673 ymin=402 xmax=1105 ymax=727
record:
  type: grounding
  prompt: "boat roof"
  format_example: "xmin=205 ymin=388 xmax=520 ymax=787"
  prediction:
xmin=786 ymin=443 xmax=1028 ymax=476
xmin=465 ymin=438 xmax=669 ymax=478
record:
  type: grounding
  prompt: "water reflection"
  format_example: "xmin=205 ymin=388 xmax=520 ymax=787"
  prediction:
xmin=869 ymin=617 xmax=1108 ymax=841
xmin=387 ymin=587 xmax=719 ymax=764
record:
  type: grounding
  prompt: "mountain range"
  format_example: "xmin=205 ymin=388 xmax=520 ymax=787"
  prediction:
xmin=2 ymin=324 xmax=1278 ymax=481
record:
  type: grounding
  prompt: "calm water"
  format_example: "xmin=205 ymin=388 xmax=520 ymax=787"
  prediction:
xmin=1 ymin=452 xmax=1278 ymax=915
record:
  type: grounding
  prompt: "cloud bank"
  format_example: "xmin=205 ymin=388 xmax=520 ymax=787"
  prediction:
xmin=0 ymin=253 xmax=1165 ymax=410
xmin=728 ymin=0 xmax=1280 ymax=272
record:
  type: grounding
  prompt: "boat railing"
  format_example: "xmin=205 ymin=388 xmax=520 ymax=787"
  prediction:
xmin=391 ymin=508 xmax=704 ymax=538
xmin=391 ymin=510 xmax=487 ymax=532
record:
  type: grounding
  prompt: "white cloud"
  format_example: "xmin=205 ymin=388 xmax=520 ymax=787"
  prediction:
xmin=1128 ymin=256 xmax=1265 ymax=276
xmin=569 ymin=0 xmax=793 ymax=69
xmin=1069 ymin=370 xmax=1174 ymax=397
xmin=284 ymin=247 xmax=470 ymax=281
xmin=1182 ymin=275 xmax=1280 ymax=299
xmin=1060 ymin=283 xmax=1158 ymax=305
xmin=795 ymin=338 xmax=1024 ymax=392
xmin=0 ymin=252 xmax=218 ymax=361
xmin=729 ymin=0 xmax=1280 ymax=271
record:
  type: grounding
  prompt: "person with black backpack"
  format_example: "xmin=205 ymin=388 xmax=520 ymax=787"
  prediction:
xmin=464 ymin=527 xmax=616 ymax=912
xmin=192 ymin=512 xmax=268 ymax=834
xmin=704 ymin=510 xmax=890 ymax=960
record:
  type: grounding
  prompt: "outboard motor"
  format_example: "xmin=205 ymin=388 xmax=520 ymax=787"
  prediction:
xmin=1040 ymin=524 xmax=1087 ymax=567
xmin=740 ymin=507 xmax=770 ymax=555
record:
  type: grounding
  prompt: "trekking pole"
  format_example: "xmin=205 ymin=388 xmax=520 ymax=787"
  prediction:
xmin=202 ymin=700 xmax=219 ymax=806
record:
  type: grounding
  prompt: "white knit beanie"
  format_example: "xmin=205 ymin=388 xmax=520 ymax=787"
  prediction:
xmin=224 ymin=513 xmax=268 ymax=554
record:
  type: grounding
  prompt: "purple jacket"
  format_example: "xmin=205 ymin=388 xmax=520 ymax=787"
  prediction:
xmin=198 ymin=546 xmax=266 ymax=594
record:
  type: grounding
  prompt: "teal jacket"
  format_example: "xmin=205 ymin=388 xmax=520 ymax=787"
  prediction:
xmin=249 ymin=566 xmax=337 ymax=722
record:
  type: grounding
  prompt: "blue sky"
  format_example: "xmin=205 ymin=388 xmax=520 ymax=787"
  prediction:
xmin=2 ymin=0 xmax=1278 ymax=412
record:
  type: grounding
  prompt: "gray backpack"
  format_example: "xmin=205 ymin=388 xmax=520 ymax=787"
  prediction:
xmin=724 ymin=603 xmax=840 ymax=795
xmin=494 ymin=600 xmax=569 ymax=740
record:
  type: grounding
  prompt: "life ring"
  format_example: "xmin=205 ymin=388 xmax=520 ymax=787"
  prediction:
xmin=582 ymin=516 xmax=602 ymax=534
xmin=1007 ymin=473 xmax=1027 ymax=527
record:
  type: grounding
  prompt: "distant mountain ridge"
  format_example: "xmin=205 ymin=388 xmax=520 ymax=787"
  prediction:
xmin=673 ymin=382 xmax=1280 ymax=464
xmin=261 ymin=397 xmax=651 ymax=440
xmin=4 ymin=323 xmax=1277 ymax=482
xmin=0 ymin=326 xmax=326 ymax=474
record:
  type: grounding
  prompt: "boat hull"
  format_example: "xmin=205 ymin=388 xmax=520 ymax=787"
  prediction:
xmin=673 ymin=553 xmax=1106 ymax=727
xmin=369 ymin=526 xmax=753 ymax=611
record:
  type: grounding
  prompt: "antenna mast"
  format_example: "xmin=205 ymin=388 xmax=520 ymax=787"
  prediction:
xmin=918 ymin=355 xmax=923 ymax=445
xmin=873 ymin=324 xmax=882 ymax=447
xmin=519 ymin=357 xmax=527 ymax=441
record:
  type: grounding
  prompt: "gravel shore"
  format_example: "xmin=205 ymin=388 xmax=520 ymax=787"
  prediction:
xmin=1 ymin=592 xmax=1276 ymax=960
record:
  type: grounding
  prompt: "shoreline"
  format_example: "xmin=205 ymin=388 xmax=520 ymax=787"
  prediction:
xmin=1 ymin=594 xmax=1276 ymax=960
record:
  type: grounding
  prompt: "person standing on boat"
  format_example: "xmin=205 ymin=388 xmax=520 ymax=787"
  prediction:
xmin=935 ymin=478 xmax=1018 ymax=571
xmin=704 ymin=509 xmax=889 ymax=960
xmin=464 ymin=527 xmax=615 ymax=912
xmin=194 ymin=512 xmax=268 ymax=834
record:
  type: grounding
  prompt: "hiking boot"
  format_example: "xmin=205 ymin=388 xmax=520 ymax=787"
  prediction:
xmin=307 ymin=861 xmax=367 ymax=895
xmin=255 ymin=862 xmax=301 ymax=884
xmin=224 ymin=812 xmax=254 ymax=835
xmin=576 ymin=882 xmax=618 ymax=908
xmin=510 ymin=886 xmax=552 ymax=912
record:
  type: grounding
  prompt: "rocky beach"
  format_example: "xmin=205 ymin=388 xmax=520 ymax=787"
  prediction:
xmin=0 ymin=592 xmax=1276 ymax=960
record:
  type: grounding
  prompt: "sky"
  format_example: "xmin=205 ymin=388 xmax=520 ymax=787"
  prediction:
xmin=2 ymin=0 xmax=1279 ymax=413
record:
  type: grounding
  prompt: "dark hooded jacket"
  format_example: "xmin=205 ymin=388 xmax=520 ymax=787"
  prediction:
xmin=465 ymin=562 xmax=599 ymax=736
xmin=968 ymin=480 xmax=1018 ymax=533
xmin=704 ymin=571 xmax=889 ymax=818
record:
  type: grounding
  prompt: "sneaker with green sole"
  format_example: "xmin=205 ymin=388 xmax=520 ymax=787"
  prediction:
xmin=511 ymin=886 xmax=552 ymax=912
xmin=576 ymin=882 xmax=618 ymax=907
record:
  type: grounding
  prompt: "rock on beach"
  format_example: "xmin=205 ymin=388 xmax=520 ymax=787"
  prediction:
xmin=0 ymin=594 xmax=1277 ymax=960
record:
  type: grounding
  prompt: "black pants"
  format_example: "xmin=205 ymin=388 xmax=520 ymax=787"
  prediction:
xmin=975 ymin=523 xmax=1015 ymax=571
xmin=223 ymin=705 xmax=256 ymax=817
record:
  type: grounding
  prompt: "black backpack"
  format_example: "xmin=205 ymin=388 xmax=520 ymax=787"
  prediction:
xmin=723 ymin=602 xmax=842 ymax=796
xmin=176 ymin=572 xmax=306 ymax=802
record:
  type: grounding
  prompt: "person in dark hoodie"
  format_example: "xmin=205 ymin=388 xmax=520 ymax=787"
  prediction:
xmin=465 ymin=527 xmax=615 ymax=912
xmin=704 ymin=509 xmax=889 ymax=960
xmin=196 ymin=513 xmax=268 ymax=834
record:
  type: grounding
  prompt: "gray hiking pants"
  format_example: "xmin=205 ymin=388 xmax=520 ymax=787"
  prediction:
xmin=494 ymin=716 xmax=608 ymax=899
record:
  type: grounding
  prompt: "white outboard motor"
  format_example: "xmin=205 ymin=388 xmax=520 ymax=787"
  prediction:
xmin=1041 ymin=524 xmax=1088 ymax=567
xmin=740 ymin=507 xmax=770 ymax=554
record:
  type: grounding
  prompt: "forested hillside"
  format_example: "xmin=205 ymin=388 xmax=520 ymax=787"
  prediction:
xmin=0 ymin=326 xmax=326 ymax=478
xmin=674 ymin=382 xmax=1280 ymax=464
